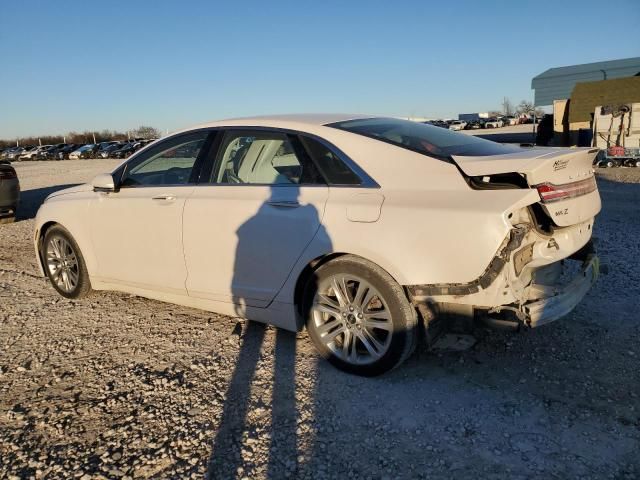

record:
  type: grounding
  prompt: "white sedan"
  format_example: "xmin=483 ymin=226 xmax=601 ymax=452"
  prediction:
xmin=484 ymin=118 xmax=504 ymax=128
xmin=34 ymin=115 xmax=601 ymax=375
xmin=448 ymin=120 xmax=467 ymax=131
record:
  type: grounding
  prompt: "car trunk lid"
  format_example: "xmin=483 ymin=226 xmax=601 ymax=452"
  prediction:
xmin=452 ymin=147 xmax=601 ymax=227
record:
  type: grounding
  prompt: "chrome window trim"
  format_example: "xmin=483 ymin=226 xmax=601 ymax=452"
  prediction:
xmin=116 ymin=125 xmax=379 ymax=189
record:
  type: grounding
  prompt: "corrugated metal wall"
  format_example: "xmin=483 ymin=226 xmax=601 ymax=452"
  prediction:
xmin=532 ymin=58 xmax=640 ymax=106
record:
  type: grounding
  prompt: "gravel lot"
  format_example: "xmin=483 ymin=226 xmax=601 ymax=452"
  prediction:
xmin=1 ymin=160 xmax=639 ymax=479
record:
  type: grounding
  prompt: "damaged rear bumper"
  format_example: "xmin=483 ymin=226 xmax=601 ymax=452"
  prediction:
xmin=522 ymin=251 xmax=599 ymax=327
xmin=407 ymin=226 xmax=600 ymax=331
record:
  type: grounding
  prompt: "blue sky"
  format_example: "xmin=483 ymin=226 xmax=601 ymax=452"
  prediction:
xmin=1 ymin=0 xmax=638 ymax=138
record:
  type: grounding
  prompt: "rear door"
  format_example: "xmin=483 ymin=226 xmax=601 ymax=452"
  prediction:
xmin=182 ymin=129 xmax=328 ymax=307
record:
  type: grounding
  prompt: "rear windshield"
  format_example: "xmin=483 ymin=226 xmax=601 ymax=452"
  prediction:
xmin=329 ymin=117 xmax=521 ymax=160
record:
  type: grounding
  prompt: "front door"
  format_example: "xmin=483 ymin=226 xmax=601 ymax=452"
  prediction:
xmin=89 ymin=131 xmax=211 ymax=294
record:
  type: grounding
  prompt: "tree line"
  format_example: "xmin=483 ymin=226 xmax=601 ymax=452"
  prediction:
xmin=0 ymin=126 xmax=162 ymax=150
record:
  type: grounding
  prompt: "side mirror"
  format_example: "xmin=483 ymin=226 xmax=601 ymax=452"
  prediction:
xmin=92 ymin=173 xmax=116 ymax=193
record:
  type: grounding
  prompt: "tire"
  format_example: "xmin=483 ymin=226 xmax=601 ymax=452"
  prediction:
xmin=304 ymin=255 xmax=417 ymax=376
xmin=42 ymin=225 xmax=92 ymax=299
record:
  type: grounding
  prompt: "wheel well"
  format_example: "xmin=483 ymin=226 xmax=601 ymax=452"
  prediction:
xmin=36 ymin=221 xmax=59 ymax=268
xmin=293 ymin=252 xmax=346 ymax=318
xmin=292 ymin=252 xmax=405 ymax=324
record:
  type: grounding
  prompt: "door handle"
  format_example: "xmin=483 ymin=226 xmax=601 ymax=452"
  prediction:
xmin=152 ymin=195 xmax=176 ymax=201
xmin=267 ymin=200 xmax=300 ymax=208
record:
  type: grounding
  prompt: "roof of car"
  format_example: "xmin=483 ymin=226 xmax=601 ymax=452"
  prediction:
xmin=190 ymin=113 xmax=375 ymax=131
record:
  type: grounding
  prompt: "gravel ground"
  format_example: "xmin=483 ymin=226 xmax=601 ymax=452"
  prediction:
xmin=1 ymin=160 xmax=639 ymax=479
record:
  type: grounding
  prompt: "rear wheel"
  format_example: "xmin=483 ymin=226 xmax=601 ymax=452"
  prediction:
xmin=43 ymin=225 xmax=92 ymax=299
xmin=305 ymin=256 xmax=417 ymax=376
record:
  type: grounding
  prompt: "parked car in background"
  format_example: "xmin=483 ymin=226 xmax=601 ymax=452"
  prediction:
xmin=14 ymin=146 xmax=39 ymax=160
xmin=1 ymin=147 xmax=26 ymax=159
xmin=484 ymin=117 xmax=504 ymax=128
xmin=55 ymin=144 xmax=81 ymax=160
xmin=1 ymin=147 xmax=15 ymax=160
xmin=0 ymin=160 xmax=20 ymax=224
xmin=5 ymin=147 xmax=26 ymax=161
xmin=464 ymin=120 xmax=483 ymax=130
xmin=34 ymin=114 xmax=602 ymax=375
xmin=111 ymin=142 xmax=143 ymax=159
xmin=20 ymin=145 xmax=50 ymax=160
xmin=425 ymin=120 xmax=448 ymax=129
xmin=38 ymin=144 xmax=66 ymax=160
xmin=96 ymin=142 xmax=122 ymax=158
xmin=503 ymin=116 xmax=518 ymax=126
xmin=448 ymin=120 xmax=467 ymax=131
xmin=72 ymin=144 xmax=102 ymax=159
xmin=96 ymin=142 xmax=125 ymax=158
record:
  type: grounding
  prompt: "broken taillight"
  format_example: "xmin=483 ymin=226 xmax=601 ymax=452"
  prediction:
xmin=535 ymin=177 xmax=597 ymax=203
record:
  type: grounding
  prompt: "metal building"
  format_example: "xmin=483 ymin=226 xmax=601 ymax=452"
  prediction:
xmin=531 ymin=57 xmax=640 ymax=106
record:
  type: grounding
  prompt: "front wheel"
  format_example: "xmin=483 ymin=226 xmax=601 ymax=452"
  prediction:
xmin=305 ymin=256 xmax=417 ymax=376
xmin=43 ymin=225 xmax=92 ymax=299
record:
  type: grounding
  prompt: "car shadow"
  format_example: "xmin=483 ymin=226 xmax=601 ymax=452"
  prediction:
xmin=16 ymin=184 xmax=80 ymax=221
xmin=207 ymin=176 xmax=328 ymax=478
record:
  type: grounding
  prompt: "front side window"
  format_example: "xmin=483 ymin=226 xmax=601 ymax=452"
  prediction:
xmin=329 ymin=117 xmax=522 ymax=160
xmin=211 ymin=131 xmax=322 ymax=185
xmin=120 ymin=132 xmax=208 ymax=187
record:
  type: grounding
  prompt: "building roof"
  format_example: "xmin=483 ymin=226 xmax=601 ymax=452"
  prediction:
xmin=531 ymin=57 xmax=640 ymax=106
xmin=568 ymin=76 xmax=640 ymax=124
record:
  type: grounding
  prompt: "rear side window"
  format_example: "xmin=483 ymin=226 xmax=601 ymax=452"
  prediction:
xmin=299 ymin=136 xmax=362 ymax=185
xmin=329 ymin=117 xmax=522 ymax=160
xmin=211 ymin=131 xmax=324 ymax=185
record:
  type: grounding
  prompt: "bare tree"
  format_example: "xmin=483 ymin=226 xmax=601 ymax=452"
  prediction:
xmin=516 ymin=100 xmax=535 ymax=116
xmin=502 ymin=97 xmax=514 ymax=116
xmin=132 ymin=126 xmax=161 ymax=139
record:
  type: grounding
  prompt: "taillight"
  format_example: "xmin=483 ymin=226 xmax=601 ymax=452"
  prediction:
xmin=0 ymin=168 xmax=17 ymax=180
xmin=535 ymin=177 xmax=597 ymax=203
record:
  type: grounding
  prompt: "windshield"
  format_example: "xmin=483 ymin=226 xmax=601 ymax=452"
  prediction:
xmin=329 ymin=117 xmax=521 ymax=160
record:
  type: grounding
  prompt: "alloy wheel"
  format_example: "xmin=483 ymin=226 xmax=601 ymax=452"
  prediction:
xmin=46 ymin=235 xmax=80 ymax=293
xmin=311 ymin=274 xmax=393 ymax=365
